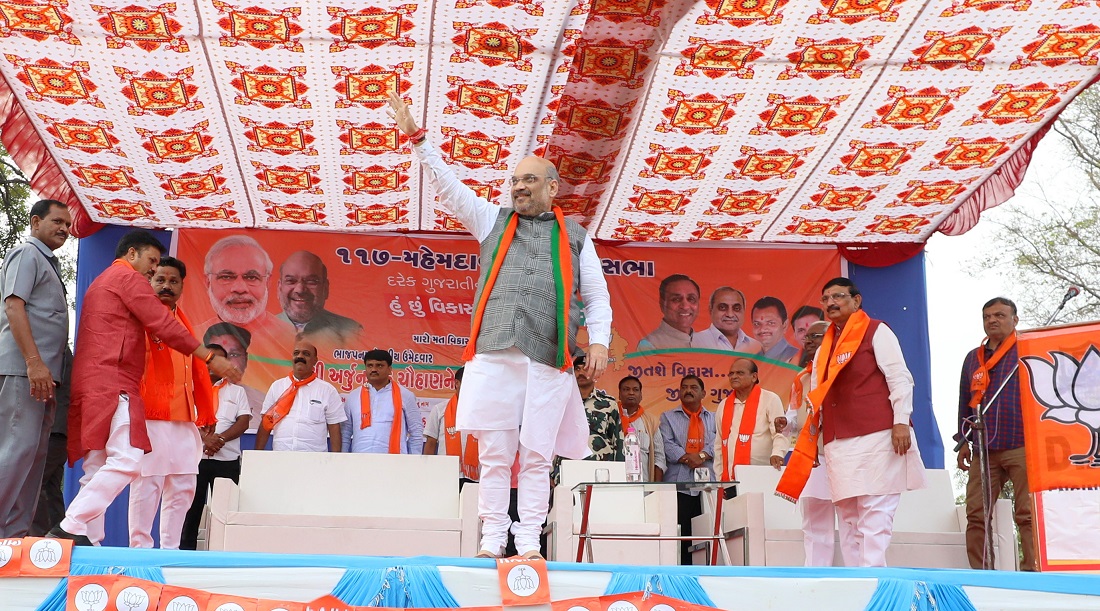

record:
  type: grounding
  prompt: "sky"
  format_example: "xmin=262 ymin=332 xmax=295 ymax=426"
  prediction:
xmin=923 ymin=125 xmax=1088 ymax=468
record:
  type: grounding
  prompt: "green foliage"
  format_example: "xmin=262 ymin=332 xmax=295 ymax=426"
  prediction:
xmin=0 ymin=141 xmax=32 ymax=255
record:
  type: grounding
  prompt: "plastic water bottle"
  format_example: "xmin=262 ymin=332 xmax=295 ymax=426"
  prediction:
xmin=624 ymin=426 xmax=642 ymax=482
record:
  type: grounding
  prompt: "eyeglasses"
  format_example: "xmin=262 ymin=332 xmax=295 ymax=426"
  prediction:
xmin=510 ymin=174 xmax=547 ymax=186
xmin=820 ymin=292 xmax=851 ymax=304
xmin=211 ymin=271 xmax=268 ymax=287
xmin=280 ymin=276 xmax=323 ymax=289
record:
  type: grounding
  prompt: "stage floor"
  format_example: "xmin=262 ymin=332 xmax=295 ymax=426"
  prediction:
xmin=5 ymin=547 xmax=1100 ymax=611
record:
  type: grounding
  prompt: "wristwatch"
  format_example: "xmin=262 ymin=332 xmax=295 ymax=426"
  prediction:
xmin=698 ymin=452 xmax=707 ymax=461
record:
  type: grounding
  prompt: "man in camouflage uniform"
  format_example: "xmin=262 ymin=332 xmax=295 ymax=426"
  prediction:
xmin=553 ymin=355 xmax=625 ymax=484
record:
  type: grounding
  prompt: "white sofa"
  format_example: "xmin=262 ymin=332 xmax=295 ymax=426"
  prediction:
xmin=207 ymin=450 xmax=480 ymax=557
xmin=691 ymin=466 xmax=1017 ymax=569
xmin=544 ymin=460 xmax=679 ymax=565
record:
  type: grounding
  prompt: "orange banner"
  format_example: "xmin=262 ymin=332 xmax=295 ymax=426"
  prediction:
xmin=1019 ymin=321 xmax=1100 ymax=572
xmin=1019 ymin=321 xmax=1100 ymax=492
xmin=175 ymin=229 xmax=840 ymax=427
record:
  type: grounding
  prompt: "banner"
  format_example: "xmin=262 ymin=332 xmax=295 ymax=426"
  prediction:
xmin=1018 ymin=321 xmax=1100 ymax=571
xmin=66 ymin=574 xmax=721 ymax=611
xmin=175 ymin=229 xmax=841 ymax=428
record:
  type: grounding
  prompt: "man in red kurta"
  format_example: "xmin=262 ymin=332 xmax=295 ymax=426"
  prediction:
xmin=130 ymin=256 xmax=215 ymax=549
xmin=49 ymin=231 xmax=239 ymax=546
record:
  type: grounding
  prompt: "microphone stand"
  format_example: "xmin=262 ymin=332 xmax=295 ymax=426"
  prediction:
xmin=969 ymin=292 xmax=1075 ymax=570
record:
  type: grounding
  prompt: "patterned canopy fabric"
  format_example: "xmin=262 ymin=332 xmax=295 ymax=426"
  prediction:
xmin=0 ymin=0 xmax=1098 ymax=242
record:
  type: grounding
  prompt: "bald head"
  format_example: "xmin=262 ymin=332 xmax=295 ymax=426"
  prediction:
xmin=279 ymin=251 xmax=329 ymax=324
xmin=799 ymin=320 xmax=831 ymax=367
xmin=511 ymin=156 xmax=560 ymax=216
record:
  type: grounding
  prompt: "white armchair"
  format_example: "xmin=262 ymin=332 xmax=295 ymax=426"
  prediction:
xmin=207 ymin=450 xmax=480 ymax=557
xmin=692 ymin=466 xmax=1017 ymax=569
xmin=543 ymin=460 xmax=679 ymax=565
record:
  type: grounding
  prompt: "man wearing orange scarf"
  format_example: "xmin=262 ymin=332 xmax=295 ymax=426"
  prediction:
xmin=129 ymin=257 xmax=215 ymax=549
xmin=50 ymin=231 xmax=239 ymax=546
xmin=618 ymin=376 xmax=665 ymax=482
xmin=713 ymin=358 xmax=788 ymax=482
xmin=786 ymin=277 xmax=925 ymax=567
xmin=659 ymin=375 xmax=716 ymax=565
xmin=955 ymin=297 xmax=1033 ymax=571
xmin=342 ymin=349 xmax=423 ymax=455
xmin=254 ymin=341 xmax=345 ymax=453
xmin=389 ymin=93 xmax=612 ymax=559
xmin=424 ymin=367 xmax=480 ymax=484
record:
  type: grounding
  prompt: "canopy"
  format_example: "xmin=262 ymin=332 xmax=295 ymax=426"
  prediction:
xmin=1 ymin=1 xmax=1098 ymax=242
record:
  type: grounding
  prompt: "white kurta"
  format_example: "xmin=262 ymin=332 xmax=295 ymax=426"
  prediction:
xmin=713 ymin=387 xmax=789 ymax=480
xmin=810 ymin=323 xmax=926 ymax=502
xmin=415 ymin=139 xmax=611 ymax=461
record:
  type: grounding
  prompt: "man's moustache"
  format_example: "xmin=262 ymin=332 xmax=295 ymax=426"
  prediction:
xmin=158 ymin=289 xmax=175 ymax=296
xmin=294 ymin=359 xmax=307 ymax=364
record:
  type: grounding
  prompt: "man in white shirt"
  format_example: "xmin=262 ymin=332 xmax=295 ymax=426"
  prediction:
xmin=425 ymin=367 xmax=479 ymax=483
xmin=692 ymin=287 xmax=763 ymax=354
xmin=713 ymin=358 xmax=788 ymax=483
xmin=254 ymin=341 xmax=345 ymax=453
xmin=342 ymin=349 xmax=423 ymax=454
xmin=180 ymin=344 xmax=250 ymax=550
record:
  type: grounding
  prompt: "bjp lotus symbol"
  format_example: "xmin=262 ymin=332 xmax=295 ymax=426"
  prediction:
xmin=1022 ymin=346 xmax=1100 ymax=466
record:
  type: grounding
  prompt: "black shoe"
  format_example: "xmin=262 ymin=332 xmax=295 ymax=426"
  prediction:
xmin=46 ymin=526 xmax=93 ymax=546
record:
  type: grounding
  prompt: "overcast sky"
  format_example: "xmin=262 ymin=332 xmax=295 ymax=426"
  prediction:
xmin=923 ymin=126 xmax=1088 ymax=467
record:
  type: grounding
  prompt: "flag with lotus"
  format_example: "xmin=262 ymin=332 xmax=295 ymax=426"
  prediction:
xmin=1019 ymin=321 xmax=1100 ymax=571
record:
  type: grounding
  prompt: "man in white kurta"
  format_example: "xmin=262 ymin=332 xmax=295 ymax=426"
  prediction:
xmin=254 ymin=342 xmax=346 ymax=453
xmin=390 ymin=93 xmax=612 ymax=558
xmin=811 ymin=278 xmax=925 ymax=567
xmin=713 ymin=359 xmax=788 ymax=481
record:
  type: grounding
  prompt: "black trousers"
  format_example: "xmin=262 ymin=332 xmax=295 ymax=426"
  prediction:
xmin=30 ymin=433 xmax=67 ymax=536
xmin=677 ymin=492 xmax=702 ymax=565
xmin=180 ymin=458 xmax=241 ymax=551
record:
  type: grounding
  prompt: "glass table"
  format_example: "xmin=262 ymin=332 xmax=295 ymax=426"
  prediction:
xmin=570 ymin=480 xmax=738 ymax=565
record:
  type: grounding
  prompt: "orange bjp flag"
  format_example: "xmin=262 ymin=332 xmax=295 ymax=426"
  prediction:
xmin=1018 ymin=321 xmax=1100 ymax=493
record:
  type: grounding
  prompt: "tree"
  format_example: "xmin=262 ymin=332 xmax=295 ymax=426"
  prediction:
xmin=0 ymin=141 xmax=33 ymax=255
xmin=978 ymin=87 xmax=1100 ymax=326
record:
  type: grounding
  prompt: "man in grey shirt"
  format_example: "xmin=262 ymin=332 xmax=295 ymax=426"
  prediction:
xmin=0 ymin=199 xmax=72 ymax=537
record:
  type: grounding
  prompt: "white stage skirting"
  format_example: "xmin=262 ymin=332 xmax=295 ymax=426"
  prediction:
xmin=5 ymin=547 xmax=1100 ymax=611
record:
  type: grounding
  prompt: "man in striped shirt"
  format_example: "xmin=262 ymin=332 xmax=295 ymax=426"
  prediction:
xmin=660 ymin=375 xmax=715 ymax=564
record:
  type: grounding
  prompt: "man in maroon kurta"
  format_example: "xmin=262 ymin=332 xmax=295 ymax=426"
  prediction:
xmin=49 ymin=231 xmax=240 ymax=545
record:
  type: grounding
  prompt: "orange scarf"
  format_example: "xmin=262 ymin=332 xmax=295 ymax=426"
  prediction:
xmin=621 ymin=405 xmax=645 ymax=429
xmin=719 ymin=385 xmax=762 ymax=480
xmin=360 ymin=379 xmax=405 ymax=454
xmin=140 ymin=306 xmax=214 ymax=426
xmin=443 ymin=395 xmax=480 ymax=480
xmin=463 ymin=207 xmax=574 ymax=370
xmin=685 ymin=408 xmax=705 ymax=454
xmin=261 ymin=373 xmax=317 ymax=431
xmin=789 ymin=366 xmax=811 ymax=413
xmin=776 ymin=309 xmax=871 ymax=502
xmin=969 ymin=333 xmax=1017 ymax=408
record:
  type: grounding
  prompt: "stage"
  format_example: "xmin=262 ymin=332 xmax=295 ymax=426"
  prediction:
xmin=5 ymin=546 xmax=1100 ymax=611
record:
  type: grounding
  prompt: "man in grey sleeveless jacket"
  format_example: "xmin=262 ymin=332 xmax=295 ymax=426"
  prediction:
xmin=388 ymin=93 xmax=613 ymax=559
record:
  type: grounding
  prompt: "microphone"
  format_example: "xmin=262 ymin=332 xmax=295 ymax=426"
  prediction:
xmin=1061 ymin=286 xmax=1081 ymax=307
